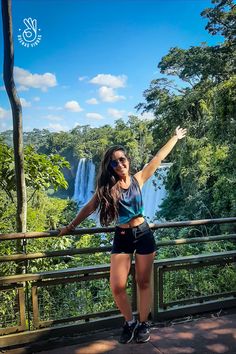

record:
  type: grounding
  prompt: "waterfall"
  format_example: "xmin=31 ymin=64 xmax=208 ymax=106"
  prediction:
xmin=142 ymin=163 xmax=171 ymax=222
xmin=73 ymin=158 xmax=95 ymax=207
xmin=73 ymin=159 xmax=171 ymax=222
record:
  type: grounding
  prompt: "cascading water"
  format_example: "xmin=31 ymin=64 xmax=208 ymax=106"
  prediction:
xmin=73 ymin=159 xmax=171 ymax=222
xmin=142 ymin=163 xmax=171 ymax=222
xmin=73 ymin=158 xmax=95 ymax=207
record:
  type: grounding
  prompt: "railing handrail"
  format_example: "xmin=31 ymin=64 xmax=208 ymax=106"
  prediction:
xmin=0 ymin=216 xmax=236 ymax=343
xmin=1 ymin=249 xmax=236 ymax=285
xmin=0 ymin=233 xmax=235 ymax=263
xmin=0 ymin=263 xmax=111 ymax=285
xmin=0 ymin=217 xmax=236 ymax=240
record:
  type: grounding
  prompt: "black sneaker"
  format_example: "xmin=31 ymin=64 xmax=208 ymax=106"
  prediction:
xmin=119 ymin=320 xmax=139 ymax=344
xmin=136 ymin=321 xmax=150 ymax=343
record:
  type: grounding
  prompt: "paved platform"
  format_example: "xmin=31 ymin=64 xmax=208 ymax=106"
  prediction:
xmin=35 ymin=312 xmax=236 ymax=354
xmin=4 ymin=311 xmax=236 ymax=354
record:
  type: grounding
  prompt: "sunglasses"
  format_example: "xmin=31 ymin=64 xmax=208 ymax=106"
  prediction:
xmin=110 ymin=156 xmax=127 ymax=168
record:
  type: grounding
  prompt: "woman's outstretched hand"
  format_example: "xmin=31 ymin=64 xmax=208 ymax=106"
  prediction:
xmin=175 ymin=126 xmax=187 ymax=140
xmin=58 ymin=226 xmax=71 ymax=236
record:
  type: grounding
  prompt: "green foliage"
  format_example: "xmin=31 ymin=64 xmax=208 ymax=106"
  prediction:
xmin=0 ymin=141 xmax=70 ymax=202
xmin=135 ymin=0 xmax=236 ymax=310
xmin=27 ymin=190 xmax=70 ymax=231
xmin=0 ymin=116 xmax=154 ymax=199
xmin=201 ymin=0 xmax=236 ymax=43
xmin=163 ymin=264 xmax=236 ymax=304
xmin=25 ymin=145 xmax=70 ymax=191
xmin=0 ymin=0 xmax=235 ymax=330
xmin=137 ymin=1 xmax=236 ymax=223
xmin=0 ymin=142 xmax=15 ymax=201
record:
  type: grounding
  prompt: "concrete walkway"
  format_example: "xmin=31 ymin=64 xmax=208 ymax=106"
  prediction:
xmin=36 ymin=312 xmax=236 ymax=354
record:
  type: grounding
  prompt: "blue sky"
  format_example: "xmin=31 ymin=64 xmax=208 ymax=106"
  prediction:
xmin=0 ymin=0 xmax=223 ymax=133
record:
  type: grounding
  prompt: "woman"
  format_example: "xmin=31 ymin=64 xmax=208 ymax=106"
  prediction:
xmin=59 ymin=126 xmax=187 ymax=344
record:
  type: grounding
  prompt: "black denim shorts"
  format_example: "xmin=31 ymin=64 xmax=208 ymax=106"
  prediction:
xmin=112 ymin=220 xmax=157 ymax=255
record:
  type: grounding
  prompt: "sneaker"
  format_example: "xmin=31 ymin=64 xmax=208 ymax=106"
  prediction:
xmin=119 ymin=320 xmax=139 ymax=344
xmin=136 ymin=321 xmax=150 ymax=343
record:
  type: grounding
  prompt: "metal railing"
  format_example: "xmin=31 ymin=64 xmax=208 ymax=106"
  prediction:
xmin=0 ymin=217 xmax=236 ymax=348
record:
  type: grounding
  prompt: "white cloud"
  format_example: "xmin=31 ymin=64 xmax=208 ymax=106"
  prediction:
xmin=90 ymin=74 xmax=127 ymax=88
xmin=47 ymin=123 xmax=69 ymax=132
xmin=98 ymin=86 xmax=125 ymax=103
xmin=140 ymin=112 xmax=155 ymax=120
xmin=0 ymin=107 xmax=10 ymax=119
xmin=128 ymin=111 xmax=156 ymax=121
xmin=86 ymin=112 xmax=104 ymax=120
xmin=20 ymin=97 xmax=31 ymax=107
xmin=23 ymin=126 xmax=32 ymax=132
xmin=78 ymin=76 xmax=88 ymax=81
xmin=64 ymin=100 xmax=83 ymax=112
xmin=33 ymin=96 xmax=40 ymax=101
xmin=44 ymin=114 xmax=63 ymax=121
xmin=14 ymin=67 xmax=57 ymax=92
xmin=48 ymin=106 xmax=63 ymax=111
xmin=17 ymin=86 xmax=29 ymax=92
xmin=86 ymin=98 xmax=99 ymax=105
xmin=0 ymin=122 xmax=8 ymax=132
xmin=107 ymin=108 xmax=125 ymax=119
xmin=0 ymin=108 xmax=11 ymax=131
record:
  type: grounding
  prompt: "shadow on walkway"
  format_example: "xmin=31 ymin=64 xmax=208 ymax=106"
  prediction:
xmin=6 ymin=311 xmax=236 ymax=354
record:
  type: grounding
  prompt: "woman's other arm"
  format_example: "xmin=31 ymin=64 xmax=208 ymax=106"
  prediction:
xmin=58 ymin=192 xmax=99 ymax=236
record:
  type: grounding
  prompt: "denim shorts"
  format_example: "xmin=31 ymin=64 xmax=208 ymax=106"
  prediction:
xmin=112 ymin=220 xmax=157 ymax=255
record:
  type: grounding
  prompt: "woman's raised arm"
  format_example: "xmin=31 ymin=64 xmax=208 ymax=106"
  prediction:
xmin=135 ymin=126 xmax=187 ymax=187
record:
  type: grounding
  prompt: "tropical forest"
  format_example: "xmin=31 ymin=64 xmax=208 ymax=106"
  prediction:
xmin=0 ymin=0 xmax=235 ymax=333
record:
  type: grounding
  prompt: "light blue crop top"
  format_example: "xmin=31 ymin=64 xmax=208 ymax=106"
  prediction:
xmin=117 ymin=175 xmax=144 ymax=224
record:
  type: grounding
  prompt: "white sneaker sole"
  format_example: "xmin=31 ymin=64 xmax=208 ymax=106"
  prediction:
xmin=136 ymin=334 xmax=151 ymax=343
xmin=119 ymin=322 xmax=139 ymax=344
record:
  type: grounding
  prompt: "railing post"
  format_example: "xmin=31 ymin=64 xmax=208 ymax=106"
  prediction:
xmin=0 ymin=217 xmax=236 ymax=345
xmin=131 ymin=263 xmax=138 ymax=315
xmin=18 ymin=286 xmax=27 ymax=331
xmin=151 ymin=262 xmax=159 ymax=322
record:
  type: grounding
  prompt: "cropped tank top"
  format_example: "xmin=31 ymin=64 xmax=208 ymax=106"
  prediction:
xmin=117 ymin=175 xmax=144 ymax=224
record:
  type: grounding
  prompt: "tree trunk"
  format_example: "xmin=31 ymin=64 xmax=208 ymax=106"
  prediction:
xmin=1 ymin=0 xmax=27 ymax=233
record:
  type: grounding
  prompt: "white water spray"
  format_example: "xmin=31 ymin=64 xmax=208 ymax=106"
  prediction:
xmin=73 ymin=159 xmax=170 ymax=222
xmin=73 ymin=158 xmax=95 ymax=207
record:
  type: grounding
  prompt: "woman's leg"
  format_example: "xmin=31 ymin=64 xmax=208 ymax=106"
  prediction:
xmin=135 ymin=252 xmax=156 ymax=322
xmin=110 ymin=253 xmax=133 ymax=321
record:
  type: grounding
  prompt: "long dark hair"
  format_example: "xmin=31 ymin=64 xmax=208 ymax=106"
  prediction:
xmin=96 ymin=145 xmax=130 ymax=226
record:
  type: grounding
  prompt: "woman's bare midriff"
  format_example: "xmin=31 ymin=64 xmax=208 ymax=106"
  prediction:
xmin=118 ymin=216 xmax=145 ymax=228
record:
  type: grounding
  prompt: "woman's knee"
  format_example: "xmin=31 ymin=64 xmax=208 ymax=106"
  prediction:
xmin=110 ymin=280 xmax=126 ymax=296
xmin=135 ymin=275 xmax=151 ymax=290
